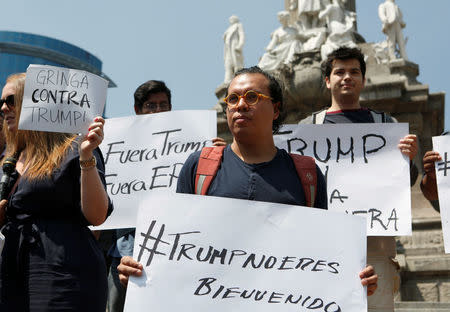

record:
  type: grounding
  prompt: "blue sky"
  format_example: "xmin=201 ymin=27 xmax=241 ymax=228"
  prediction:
xmin=0 ymin=0 xmax=448 ymax=126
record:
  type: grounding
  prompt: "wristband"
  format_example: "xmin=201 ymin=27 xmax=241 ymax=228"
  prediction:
xmin=80 ymin=156 xmax=96 ymax=170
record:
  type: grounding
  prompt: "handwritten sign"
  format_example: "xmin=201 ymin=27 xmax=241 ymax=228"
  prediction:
xmin=274 ymin=123 xmax=411 ymax=236
xmin=432 ymin=135 xmax=450 ymax=253
xmin=93 ymin=110 xmax=216 ymax=230
xmin=124 ymin=193 xmax=367 ymax=312
xmin=19 ymin=64 xmax=108 ymax=134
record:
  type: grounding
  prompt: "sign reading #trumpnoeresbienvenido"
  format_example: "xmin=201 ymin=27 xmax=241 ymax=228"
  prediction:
xmin=94 ymin=110 xmax=216 ymax=230
xmin=124 ymin=193 xmax=367 ymax=312
xmin=19 ymin=64 xmax=108 ymax=134
xmin=432 ymin=135 xmax=450 ymax=253
xmin=274 ymin=123 xmax=411 ymax=236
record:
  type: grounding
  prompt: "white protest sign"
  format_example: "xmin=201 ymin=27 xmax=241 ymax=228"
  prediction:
xmin=432 ymin=135 xmax=450 ymax=253
xmin=274 ymin=123 xmax=411 ymax=236
xmin=19 ymin=64 xmax=108 ymax=134
xmin=124 ymin=193 xmax=367 ymax=312
xmin=94 ymin=110 xmax=216 ymax=230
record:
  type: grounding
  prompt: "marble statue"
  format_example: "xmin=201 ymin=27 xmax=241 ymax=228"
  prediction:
xmin=258 ymin=11 xmax=303 ymax=72
xmin=223 ymin=15 xmax=245 ymax=83
xmin=378 ymin=0 xmax=408 ymax=61
xmin=296 ymin=0 xmax=329 ymax=30
xmin=318 ymin=0 xmax=356 ymax=60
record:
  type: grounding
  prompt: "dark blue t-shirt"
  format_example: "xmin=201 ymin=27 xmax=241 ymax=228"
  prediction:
xmin=324 ymin=108 xmax=374 ymax=124
xmin=176 ymin=145 xmax=327 ymax=209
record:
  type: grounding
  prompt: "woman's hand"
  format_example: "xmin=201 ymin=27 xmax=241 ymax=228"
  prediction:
xmin=80 ymin=116 xmax=105 ymax=160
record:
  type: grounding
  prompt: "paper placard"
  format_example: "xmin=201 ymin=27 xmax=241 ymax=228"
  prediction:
xmin=275 ymin=123 xmax=411 ymax=236
xmin=94 ymin=110 xmax=216 ymax=230
xmin=432 ymin=135 xmax=450 ymax=253
xmin=124 ymin=193 xmax=367 ymax=312
xmin=19 ymin=64 xmax=108 ymax=134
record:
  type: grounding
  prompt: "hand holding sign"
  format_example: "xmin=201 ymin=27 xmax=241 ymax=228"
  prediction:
xmin=118 ymin=256 xmax=143 ymax=287
xmin=398 ymin=134 xmax=418 ymax=161
xmin=79 ymin=116 xmax=105 ymax=160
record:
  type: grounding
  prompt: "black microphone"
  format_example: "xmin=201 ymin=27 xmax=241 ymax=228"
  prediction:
xmin=0 ymin=157 xmax=18 ymax=200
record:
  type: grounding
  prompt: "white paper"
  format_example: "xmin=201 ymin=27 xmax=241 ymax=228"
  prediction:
xmin=432 ymin=135 xmax=450 ymax=253
xmin=124 ymin=193 xmax=367 ymax=312
xmin=275 ymin=123 xmax=411 ymax=236
xmin=93 ymin=110 xmax=216 ymax=230
xmin=19 ymin=64 xmax=108 ymax=134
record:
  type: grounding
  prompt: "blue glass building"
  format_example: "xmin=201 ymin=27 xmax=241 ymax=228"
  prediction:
xmin=0 ymin=31 xmax=115 ymax=90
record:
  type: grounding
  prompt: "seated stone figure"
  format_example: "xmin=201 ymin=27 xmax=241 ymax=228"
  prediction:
xmin=319 ymin=0 xmax=356 ymax=60
xmin=258 ymin=11 xmax=303 ymax=71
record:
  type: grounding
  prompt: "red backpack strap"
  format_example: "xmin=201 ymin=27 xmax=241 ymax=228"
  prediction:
xmin=194 ymin=146 xmax=226 ymax=195
xmin=289 ymin=154 xmax=317 ymax=208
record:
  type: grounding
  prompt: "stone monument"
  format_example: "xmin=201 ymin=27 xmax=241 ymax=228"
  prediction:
xmin=378 ymin=0 xmax=408 ymax=62
xmin=223 ymin=15 xmax=245 ymax=84
xmin=215 ymin=1 xmax=448 ymax=310
xmin=258 ymin=11 xmax=303 ymax=72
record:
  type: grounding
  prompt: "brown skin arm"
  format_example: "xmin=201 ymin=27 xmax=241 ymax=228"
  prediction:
xmin=420 ymin=151 xmax=442 ymax=201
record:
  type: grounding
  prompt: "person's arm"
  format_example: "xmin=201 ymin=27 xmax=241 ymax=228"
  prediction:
xmin=360 ymin=265 xmax=378 ymax=296
xmin=118 ymin=256 xmax=143 ymax=287
xmin=176 ymin=151 xmax=201 ymax=194
xmin=79 ymin=117 xmax=109 ymax=226
xmin=420 ymin=151 xmax=441 ymax=201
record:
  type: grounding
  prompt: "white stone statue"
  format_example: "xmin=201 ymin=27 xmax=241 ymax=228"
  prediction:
xmin=319 ymin=0 xmax=357 ymax=60
xmin=223 ymin=15 xmax=245 ymax=83
xmin=258 ymin=11 xmax=303 ymax=72
xmin=378 ymin=0 xmax=408 ymax=61
xmin=296 ymin=0 xmax=329 ymax=30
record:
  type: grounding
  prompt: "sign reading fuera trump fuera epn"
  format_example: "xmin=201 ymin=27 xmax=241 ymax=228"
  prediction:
xmin=432 ymin=135 xmax=450 ymax=253
xmin=124 ymin=193 xmax=367 ymax=312
xmin=274 ymin=123 xmax=411 ymax=236
xmin=19 ymin=65 xmax=108 ymax=134
xmin=93 ymin=110 xmax=216 ymax=230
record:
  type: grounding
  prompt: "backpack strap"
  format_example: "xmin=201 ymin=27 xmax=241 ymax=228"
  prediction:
xmin=289 ymin=154 xmax=317 ymax=207
xmin=312 ymin=109 xmax=327 ymax=124
xmin=369 ymin=109 xmax=386 ymax=123
xmin=194 ymin=146 xmax=226 ymax=195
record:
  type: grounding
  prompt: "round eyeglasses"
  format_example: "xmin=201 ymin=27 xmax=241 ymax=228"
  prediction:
xmin=224 ymin=90 xmax=272 ymax=108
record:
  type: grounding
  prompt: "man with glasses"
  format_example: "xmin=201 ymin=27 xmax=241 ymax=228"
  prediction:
xmin=117 ymin=66 xmax=378 ymax=296
xmin=177 ymin=66 xmax=328 ymax=208
xmin=134 ymin=80 xmax=172 ymax=115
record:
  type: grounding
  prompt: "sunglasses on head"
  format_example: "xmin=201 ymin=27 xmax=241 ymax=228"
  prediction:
xmin=0 ymin=94 xmax=14 ymax=108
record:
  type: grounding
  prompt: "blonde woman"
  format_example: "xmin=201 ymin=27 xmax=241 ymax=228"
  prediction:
xmin=0 ymin=73 xmax=112 ymax=311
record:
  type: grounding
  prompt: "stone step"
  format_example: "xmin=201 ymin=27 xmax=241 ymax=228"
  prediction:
xmin=395 ymin=302 xmax=450 ymax=311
